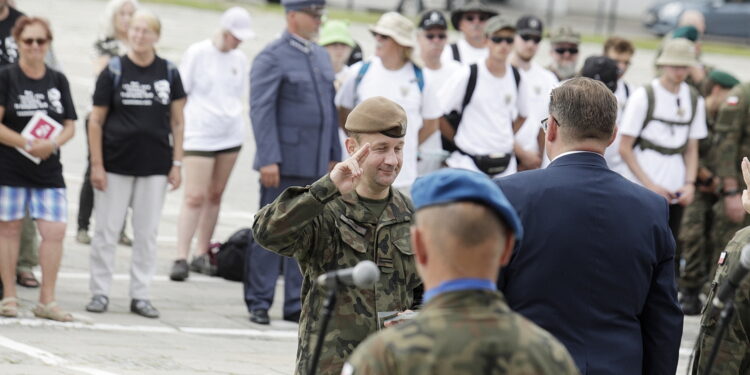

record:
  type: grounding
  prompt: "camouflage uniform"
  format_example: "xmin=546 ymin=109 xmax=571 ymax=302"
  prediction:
xmin=252 ymin=174 xmax=421 ymax=375
xmin=692 ymin=227 xmax=750 ymax=374
xmin=710 ymin=83 xmax=750 ymax=273
xmin=343 ymin=290 xmax=580 ymax=375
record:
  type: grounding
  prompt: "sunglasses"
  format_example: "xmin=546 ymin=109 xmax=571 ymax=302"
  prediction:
xmin=425 ymin=33 xmax=447 ymax=40
xmin=490 ymin=36 xmax=514 ymax=44
xmin=21 ymin=38 xmax=48 ymax=46
xmin=520 ymin=34 xmax=542 ymax=44
xmin=463 ymin=13 xmax=490 ymax=22
xmin=554 ymin=47 xmax=579 ymax=55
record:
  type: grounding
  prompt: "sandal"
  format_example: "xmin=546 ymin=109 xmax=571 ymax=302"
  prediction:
xmin=17 ymin=271 xmax=40 ymax=288
xmin=1 ymin=297 xmax=18 ymax=318
xmin=32 ymin=302 xmax=73 ymax=322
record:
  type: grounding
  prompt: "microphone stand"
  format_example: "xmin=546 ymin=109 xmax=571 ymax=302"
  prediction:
xmin=705 ymin=300 xmax=735 ymax=375
xmin=308 ymin=284 xmax=338 ymax=375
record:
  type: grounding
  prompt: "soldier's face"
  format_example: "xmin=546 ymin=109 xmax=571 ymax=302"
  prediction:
xmin=513 ymin=33 xmax=540 ymax=62
xmin=662 ymin=65 xmax=689 ymax=85
xmin=351 ymin=134 xmax=403 ymax=188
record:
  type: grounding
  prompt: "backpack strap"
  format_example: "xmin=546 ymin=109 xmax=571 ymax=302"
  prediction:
xmin=636 ymin=83 xmax=700 ymax=155
xmin=458 ymin=63 xmax=479 ymax=126
xmin=624 ymin=82 xmax=630 ymax=98
xmin=451 ymin=43 xmax=461 ymax=62
xmin=353 ymin=61 xmax=371 ymax=105
xmin=511 ymin=65 xmax=521 ymax=91
xmin=107 ymin=55 xmax=122 ymax=88
xmin=412 ymin=64 xmax=424 ymax=92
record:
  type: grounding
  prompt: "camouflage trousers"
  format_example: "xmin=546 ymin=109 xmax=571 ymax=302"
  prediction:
xmin=678 ymin=191 xmax=718 ymax=291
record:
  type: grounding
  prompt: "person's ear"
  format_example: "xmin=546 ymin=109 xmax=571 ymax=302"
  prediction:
xmin=607 ymin=125 xmax=618 ymax=147
xmin=546 ymin=116 xmax=558 ymax=143
xmin=344 ymin=137 xmax=358 ymax=157
xmin=411 ymin=226 xmax=428 ymax=267
xmin=499 ymin=233 xmax=515 ymax=267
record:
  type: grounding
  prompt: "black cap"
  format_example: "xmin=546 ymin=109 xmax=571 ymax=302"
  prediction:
xmin=580 ymin=56 xmax=619 ymax=93
xmin=516 ymin=15 xmax=543 ymax=36
xmin=419 ymin=10 xmax=448 ymax=30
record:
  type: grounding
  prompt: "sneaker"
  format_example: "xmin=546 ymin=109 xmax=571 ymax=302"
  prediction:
xmin=190 ymin=253 xmax=217 ymax=276
xmin=130 ymin=299 xmax=159 ymax=319
xmin=85 ymin=295 xmax=109 ymax=313
xmin=119 ymin=233 xmax=133 ymax=247
xmin=169 ymin=259 xmax=189 ymax=281
xmin=76 ymin=229 xmax=91 ymax=244
xmin=250 ymin=309 xmax=270 ymax=325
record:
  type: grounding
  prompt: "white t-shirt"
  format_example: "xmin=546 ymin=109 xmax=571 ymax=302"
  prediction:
xmin=418 ymin=59 xmax=462 ymax=175
xmin=335 ymin=65 xmax=352 ymax=161
xmin=514 ymin=62 xmax=559 ymax=153
xmin=604 ymin=79 xmax=632 ymax=177
xmin=336 ymin=57 xmax=442 ymax=189
xmin=439 ymin=61 xmax=530 ymax=177
xmin=619 ymin=79 xmax=707 ymax=192
xmin=440 ymin=38 xmax=488 ymax=66
xmin=180 ymin=39 xmax=248 ymax=151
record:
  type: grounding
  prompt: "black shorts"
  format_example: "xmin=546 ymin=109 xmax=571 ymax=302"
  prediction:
xmin=183 ymin=145 xmax=242 ymax=158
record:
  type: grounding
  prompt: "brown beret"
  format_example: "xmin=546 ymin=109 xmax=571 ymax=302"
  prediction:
xmin=345 ymin=96 xmax=407 ymax=138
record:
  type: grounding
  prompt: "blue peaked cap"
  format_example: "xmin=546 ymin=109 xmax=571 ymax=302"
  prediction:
xmin=411 ymin=169 xmax=523 ymax=241
xmin=282 ymin=0 xmax=325 ymax=11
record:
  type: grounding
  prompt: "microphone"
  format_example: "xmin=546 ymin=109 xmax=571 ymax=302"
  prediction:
xmin=712 ymin=244 xmax=750 ymax=310
xmin=317 ymin=260 xmax=380 ymax=289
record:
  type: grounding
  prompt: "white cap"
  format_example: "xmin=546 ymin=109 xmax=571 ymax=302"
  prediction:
xmin=220 ymin=7 xmax=255 ymax=41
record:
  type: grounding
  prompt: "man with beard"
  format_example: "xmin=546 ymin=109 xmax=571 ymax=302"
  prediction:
xmin=547 ymin=25 xmax=580 ymax=81
xmin=441 ymin=0 xmax=497 ymax=65
xmin=510 ymin=15 xmax=558 ymax=170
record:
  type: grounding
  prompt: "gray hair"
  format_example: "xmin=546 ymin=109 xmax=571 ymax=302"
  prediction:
xmin=101 ymin=0 xmax=139 ymax=38
xmin=548 ymin=77 xmax=617 ymax=141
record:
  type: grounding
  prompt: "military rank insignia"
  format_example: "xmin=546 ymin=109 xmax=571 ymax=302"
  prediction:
xmin=718 ymin=251 xmax=727 ymax=265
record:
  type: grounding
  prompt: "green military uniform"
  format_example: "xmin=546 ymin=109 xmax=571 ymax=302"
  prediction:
xmin=252 ymin=175 xmax=420 ymax=374
xmin=344 ymin=290 xmax=580 ymax=375
xmin=710 ymin=82 xmax=750 ymax=270
xmin=692 ymin=226 xmax=750 ymax=374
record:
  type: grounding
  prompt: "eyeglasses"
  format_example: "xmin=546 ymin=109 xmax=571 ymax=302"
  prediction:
xmin=21 ymin=38 xmax=48 ymax=46
xmin=463 ymin=13 xmax=490 ymax=22
xmin=520 ymin=34 xmax=542 ymax=44
xmin=425 ymin=33 xmax=447 ymax=40
xmin=554 ymin=47 xmax=579 ymax=55
xmin=490 ymin=36 xmax=514 ymax=44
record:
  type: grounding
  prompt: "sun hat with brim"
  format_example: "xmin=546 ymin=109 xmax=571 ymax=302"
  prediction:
xmin=484 ymin=16 xmax=515 ymax=36
xmin=369 ymin=12 xmax=415 ymax=48
xmin=549 ymin=26 xmax=580 ymax=44
xmin=656 ymin=38 xmax=697 ymax=67
xmin=319 ymin=20 xmax=355 ymax=47
xmin=450 ymin=0 xmax=498 ymax=30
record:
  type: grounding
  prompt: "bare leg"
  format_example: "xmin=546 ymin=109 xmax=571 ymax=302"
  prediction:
xmin=0 ymin=220 xmax=23 ymax=303
xmin=194 ymin=151 xmax=240 ymax=256
xmin=36 ymin=219 xmax=66 ymax=305
xmin=175 ymin=156 xmax=214 ymax=260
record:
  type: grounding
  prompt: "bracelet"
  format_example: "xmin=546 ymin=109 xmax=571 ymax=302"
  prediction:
xmin=721 ymin=188 xmax=741 ymax=197
xmin=173 ymin=160 xmax=183 ymax=167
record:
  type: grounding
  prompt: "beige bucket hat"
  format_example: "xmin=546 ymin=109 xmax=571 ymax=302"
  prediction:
xmin=369 ymin=12 xmax=415 ymax=48
xmin=656 ymin=38 xmax=698 ymax=67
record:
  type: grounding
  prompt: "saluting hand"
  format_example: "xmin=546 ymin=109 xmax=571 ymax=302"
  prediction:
xmin=330 ymin=143 xmax=370 ymax=196
xmin=741 ymin=157 xmax=750 ymax=214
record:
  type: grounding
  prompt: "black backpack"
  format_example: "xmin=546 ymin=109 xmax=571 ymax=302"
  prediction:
xmin=215 ymin=228 xmax=252 ymax=282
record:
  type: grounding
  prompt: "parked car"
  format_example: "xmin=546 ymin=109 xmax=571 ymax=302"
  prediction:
xmin=643 ymin=0 xmax=750 ymax=39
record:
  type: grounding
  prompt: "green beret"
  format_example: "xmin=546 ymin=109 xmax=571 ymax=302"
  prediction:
xmin=345 ymin=96 xmax=407 ymax=138
xmin=709 ymin=70 xmax=740 ymax=89
xmin=672 ymin=25 xmax=699 ymax=42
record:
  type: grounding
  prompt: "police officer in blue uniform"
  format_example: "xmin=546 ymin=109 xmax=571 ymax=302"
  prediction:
xmin=245 ymin=0 xmax=341 ymax=325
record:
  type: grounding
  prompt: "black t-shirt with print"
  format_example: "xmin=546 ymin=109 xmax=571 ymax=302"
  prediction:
xmin=0 ymin=64 xmax=77 ymax=187
xmin=0 ymin=7 xmax=24 ymax=66
xmin=93 ymin=55 xmax=186 ymax=176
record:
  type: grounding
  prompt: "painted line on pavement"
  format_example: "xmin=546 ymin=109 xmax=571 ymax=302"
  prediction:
xmin=0 ymin=334 xmax=121 ymax=375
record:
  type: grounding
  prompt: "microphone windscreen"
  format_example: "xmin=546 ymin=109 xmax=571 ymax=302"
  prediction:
xmin=353 ymin=260 xmax=380 ymax=288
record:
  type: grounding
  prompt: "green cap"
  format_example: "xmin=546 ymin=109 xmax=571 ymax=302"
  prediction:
xmin=484 ymin=15 xmax=515 ymax=36
xmin=709 ymin=70 xmax=740 ymax=89
xmin=672 ymin=25 xmax=699 ymax=42
xmin=319 ymin=20 xmax=355 ymax=47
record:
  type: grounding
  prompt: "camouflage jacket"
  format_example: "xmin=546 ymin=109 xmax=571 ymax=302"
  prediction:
xmin=712 ymin=83 xmax=750 ymax=184
xmin=252 ymin=175 xmax=421 ymax=375
xmin=692 ymin=227 xmax=750 ymax=374
xmin=343 ymin=290 xmax=580 ymax=375
xmin=699 ymin=108 xmax=716 ymax=173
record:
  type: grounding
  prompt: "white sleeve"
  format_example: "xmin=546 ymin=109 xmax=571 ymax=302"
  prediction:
xmin=689 ymin=96 xmax=708 ymax=140
xmin=516 ymin=76 xmax=530 ymax=118
xmin=335 ymin=62 xmax=361 ymax=109
xmin=178 ymin=44 xmax=197 ymax=94
xmin=618 ymin=87 xmax=649 ymax=137
xmin=420 ymin=79 xmax=443 ymax=120
xmin=438 ymin=66 xmax=470 ymax=115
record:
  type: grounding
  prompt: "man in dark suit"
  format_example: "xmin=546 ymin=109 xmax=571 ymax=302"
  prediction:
xmin=496 ymin=77 xmax=683 ymax=374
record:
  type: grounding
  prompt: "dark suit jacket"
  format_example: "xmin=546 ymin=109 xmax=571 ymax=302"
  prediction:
xmin=496 ymin=152 xmax=683 ymax=375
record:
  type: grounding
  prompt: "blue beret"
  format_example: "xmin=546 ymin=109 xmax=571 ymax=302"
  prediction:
xmin=282 ymin=0 xmax=325 ymax=11
xmin=411 ymin=169 xmax=523 ymax=241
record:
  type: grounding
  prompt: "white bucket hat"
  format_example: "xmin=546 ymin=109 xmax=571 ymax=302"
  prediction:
xmin=369 ymin=12 xmax=415 ymax=48
xmin=220 ymin=7 xmax=255 ymax=41
xmin=656 ymin=38 xmax=698 ymax=67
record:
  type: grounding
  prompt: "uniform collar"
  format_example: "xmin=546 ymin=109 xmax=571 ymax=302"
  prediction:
xmin=341 ymin=188 xmax=412 ymax=225
xmin=285 ymin=30 xmax=313 ymax=54
xmin=423 ymin=278 xmax=496 ymax=304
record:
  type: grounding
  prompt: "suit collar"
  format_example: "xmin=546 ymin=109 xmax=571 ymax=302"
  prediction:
xmin=548 ymin=151 xmax=608 ymax=168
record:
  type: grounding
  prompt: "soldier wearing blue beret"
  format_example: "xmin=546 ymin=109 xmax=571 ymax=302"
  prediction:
xmin=245 ymin=0 xmax=341 ymax=329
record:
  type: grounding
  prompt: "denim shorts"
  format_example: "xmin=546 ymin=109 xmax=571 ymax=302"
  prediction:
xmin=0 ymin=186 xmax=68 ymax=222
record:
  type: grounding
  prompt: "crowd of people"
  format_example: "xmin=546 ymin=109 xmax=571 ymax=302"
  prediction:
xmin=2 ymin=0 xmax=750 ymax=373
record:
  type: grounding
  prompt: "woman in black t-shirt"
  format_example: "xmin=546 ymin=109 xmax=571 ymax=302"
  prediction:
xmin=0 ymin=16 xmax=77 ymax=321
xmin=86 ymin=10 xmax=186 ymax=319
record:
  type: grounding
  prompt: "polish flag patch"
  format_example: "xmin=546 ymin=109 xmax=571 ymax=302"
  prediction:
xmin=727 ymin=96 xmax=739 ymax=106
xmin=718 ymin=251 xmax=727 ymax=265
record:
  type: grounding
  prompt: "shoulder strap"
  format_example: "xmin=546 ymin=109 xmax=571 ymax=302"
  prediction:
xmin=687 ymin=85 xmax=699 ymax=125
xmin=353 ymin=62 xmax=371 ymax=105
xmin=633 ymin=83 xmax=655 ymax=149
xmin=412 ymin=64 xmax=424 ymax=92
xmin=511 ymin=65 xmax=521 ymax=91
xmin=453 ymin=63 xmax=479 ymax=131
xmin=451 ymin=43 xmax=460 ymax=62
xmin=107 ymin=55 xmax=122 ymax=88
xmin=624 ymin=82 xmax=630 ymax=98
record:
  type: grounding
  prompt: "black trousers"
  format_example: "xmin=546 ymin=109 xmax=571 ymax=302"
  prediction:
xmin=669 ymin=203 xmax=685 ymax=280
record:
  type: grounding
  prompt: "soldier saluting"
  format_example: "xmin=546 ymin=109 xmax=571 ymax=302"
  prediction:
xmin=252 ymin=96 xmax=421 ymax=375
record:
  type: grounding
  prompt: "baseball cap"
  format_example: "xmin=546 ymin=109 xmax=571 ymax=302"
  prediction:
xmin=516 ymin=15 xmax=543 ymax=36
xmin=220 ymin=7 xmax=255 ymax=41
xmin=419 ymin=10 xmax=448 ymax=30
xmin=581 ymin=56 xmax=619 ymax=93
